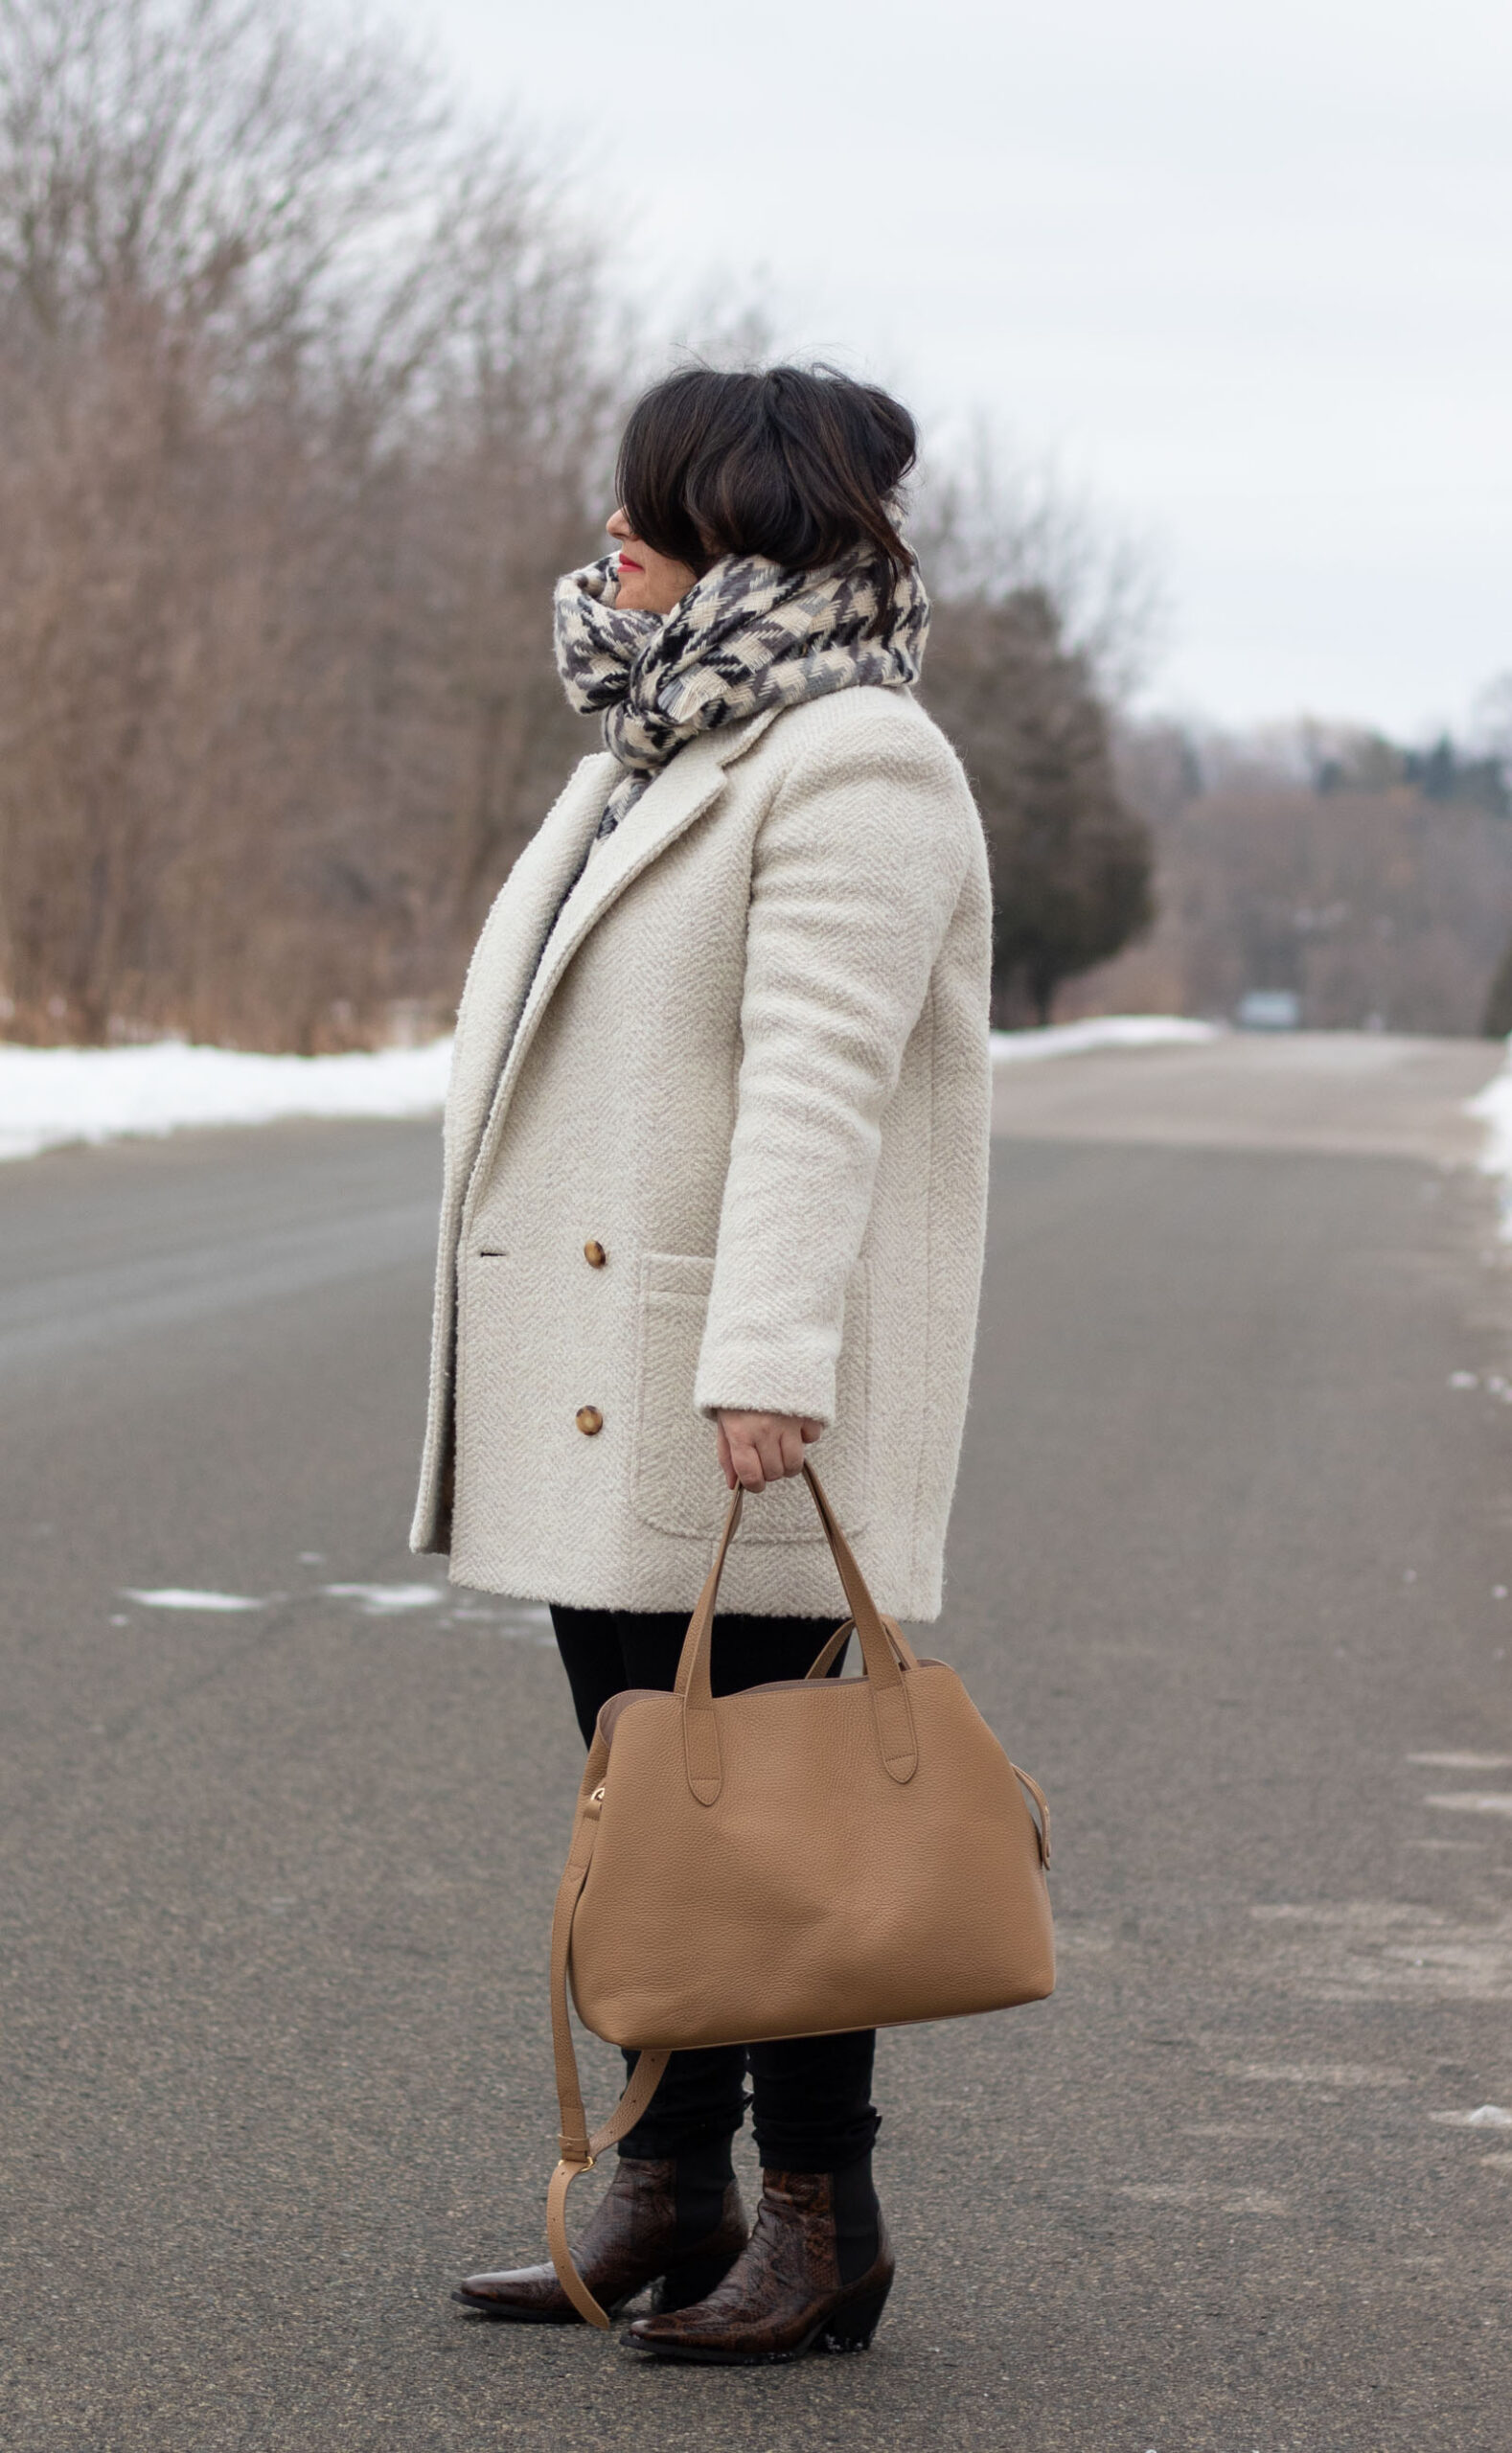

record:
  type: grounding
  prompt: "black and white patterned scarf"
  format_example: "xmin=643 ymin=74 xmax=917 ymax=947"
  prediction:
xmin=553 ymin=547 xmax=931 ymax=840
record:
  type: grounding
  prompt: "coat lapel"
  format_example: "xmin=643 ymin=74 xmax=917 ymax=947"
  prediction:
xmin=458 ymin=708 xmax=779 ymax=1228
xmin=442 ymin=751 xmax=615 ymax=1196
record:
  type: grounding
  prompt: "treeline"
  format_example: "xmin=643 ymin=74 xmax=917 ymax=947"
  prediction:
xmin=9 ymin=2 xmax=1508 ymax=1053
xmin=0 ymin=0 xmax=1156 ymax=1050
xmin=1071 ymin=718 xmax=1512 ymax=1037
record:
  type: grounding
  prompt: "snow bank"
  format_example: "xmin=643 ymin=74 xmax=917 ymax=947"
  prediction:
xmin=0 ymin=1012 xmax=1220 ymax=1162
xmin=1466 ymin=1049 xmax=1512 ymax=1234
xmin=992 ymin=1016 xmax=1221 ymax=1065
xmin=0 ymin=1036 xmax=454 ymax=1161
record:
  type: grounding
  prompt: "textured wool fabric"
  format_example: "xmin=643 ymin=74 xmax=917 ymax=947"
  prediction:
xmin=553 ymin=549 xmax=930 ymax=837
xmin=409 ymin=685 xmax=992 ymax=1619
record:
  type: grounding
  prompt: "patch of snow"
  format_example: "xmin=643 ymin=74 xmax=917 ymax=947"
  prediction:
xmin=1424 ymin=1792 xmax=1512 ymax=1817
xmin=991 ymin=1016 xmax=1221 ymax=1065
xmin=1466 ymin=1047 xmax=1512 ymax=1235
xmin=447 ymin=1600 xmax=550 ymax=1624
xmin=321 ymin=1581 xmax=445 ymax=1616
xmin=444 ymin=1599 xmax=556 ymax=1644
xmin=1409 ymin=1752 xmax=1512 ymax=1771
xmin=1431 ymin=2104 xmax=1512 ymax=2127
xmin=1227 ymin=2062 xmax=1411 ymax=2087
xmin=0 ymin=1035 xmax=453 ymax=1162
xmin=122 ymin=1588 xmax=268 ymax=1612
xmin=1117 ymin=2182 xmax=1288 ymax=2215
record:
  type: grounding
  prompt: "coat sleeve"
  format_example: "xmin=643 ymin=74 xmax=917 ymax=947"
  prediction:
xmin=694 ymin=707 xmax=977 ymax=1427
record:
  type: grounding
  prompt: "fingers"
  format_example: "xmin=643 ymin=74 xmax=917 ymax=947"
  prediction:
xmin=800 ymin=1419 xmax=823 ymax=1445
xmin=731 ymin=1422 xmax=782 ymax=1491
xmin=716 ymin=1411 xmax=816 ymax=1493
xmin=717 ymin=1415 xmax=763 ymax=1492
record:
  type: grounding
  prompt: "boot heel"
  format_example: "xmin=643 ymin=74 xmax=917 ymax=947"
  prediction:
xmin=819 ymin=2271 xmax=892 ymax=2352
xmin=653 ymin=2243 xmax=740 ymax=2315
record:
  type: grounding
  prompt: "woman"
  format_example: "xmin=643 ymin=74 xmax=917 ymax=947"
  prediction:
xmin=411 ymin=364 xmax=992 ymax=2361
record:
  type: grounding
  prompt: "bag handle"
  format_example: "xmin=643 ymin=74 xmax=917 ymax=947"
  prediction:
xmin=804 ymin=1612 xmax=918 ymax=1682
xmin=673 ymin=1461 xmax=918 ymax=1804
xmin=545 ymin=1775 xmax=671 ymax=2327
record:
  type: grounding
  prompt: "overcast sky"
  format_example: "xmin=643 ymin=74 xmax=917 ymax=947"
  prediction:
xmin=418 ymin=0 xmax=1511 ymax=738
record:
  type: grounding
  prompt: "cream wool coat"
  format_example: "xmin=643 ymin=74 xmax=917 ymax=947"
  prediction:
xmin=410 ymin=683 xmax=992 ymax=1619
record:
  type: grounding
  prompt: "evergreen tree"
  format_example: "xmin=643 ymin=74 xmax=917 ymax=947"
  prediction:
xmin=922 ymin=588 xmax=1154 ymax=1023
xmin=1482 ymin=929 xmax=1512 ymax=1038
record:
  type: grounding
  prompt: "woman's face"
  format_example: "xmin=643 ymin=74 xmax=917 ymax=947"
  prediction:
xmin=607 ymin=507 xmax=699 ymax=615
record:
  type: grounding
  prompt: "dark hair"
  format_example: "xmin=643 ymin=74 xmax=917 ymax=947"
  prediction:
xmin=615 ymin=364 xmax=918 ymax=581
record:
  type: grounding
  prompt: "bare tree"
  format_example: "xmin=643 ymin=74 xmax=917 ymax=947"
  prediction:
xmin=0 ymin=0 xmax=618 ymax=1047
xmin=913 ymin=424 xmax=1164 ymax=705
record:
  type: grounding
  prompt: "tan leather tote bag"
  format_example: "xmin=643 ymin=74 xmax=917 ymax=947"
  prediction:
xmin=545 ymin=1462 xmax=1054 ymax=2324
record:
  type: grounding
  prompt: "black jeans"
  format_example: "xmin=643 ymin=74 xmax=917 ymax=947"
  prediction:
xmin=551 ymin=1602 xmax=880 ymax=2173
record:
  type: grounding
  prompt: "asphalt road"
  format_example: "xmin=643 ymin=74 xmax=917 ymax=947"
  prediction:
xmin=5 ymin=1034 xmax=1512 ymax=2451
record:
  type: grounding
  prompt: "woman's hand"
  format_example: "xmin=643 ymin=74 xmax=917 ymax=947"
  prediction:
xmin=715 ymin=1410 xmax=823 ymax=1493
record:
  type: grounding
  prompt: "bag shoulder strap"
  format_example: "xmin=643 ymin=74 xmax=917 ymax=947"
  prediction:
xmin=545 ymin=1778 xmax=670 ymax=2327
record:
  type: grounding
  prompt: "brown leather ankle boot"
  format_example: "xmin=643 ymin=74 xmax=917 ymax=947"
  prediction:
xmin=623 ymin=2164 xmax=893 ymax=2362
xmin=454 ymin=2146 xmax=746 ymax=2325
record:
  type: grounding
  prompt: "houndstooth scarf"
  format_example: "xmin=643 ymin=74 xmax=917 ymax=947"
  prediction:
xmin=553 ymin=547 xmax=931 ymax=839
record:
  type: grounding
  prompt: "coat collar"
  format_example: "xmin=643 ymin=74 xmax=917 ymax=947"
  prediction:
xmin=516 ymin=705 xmax=780 ymax=1035
xmin=454 ymin=705 xmax=781 ymax=1224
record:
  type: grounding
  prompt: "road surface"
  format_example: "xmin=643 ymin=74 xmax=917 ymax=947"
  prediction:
xmin=4 ymin=1031 xmax=1512 ymax=2450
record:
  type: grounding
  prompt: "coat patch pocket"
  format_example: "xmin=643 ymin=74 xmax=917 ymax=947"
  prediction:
xmin=631 ymin=1253 xmax=871 ymax=1545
